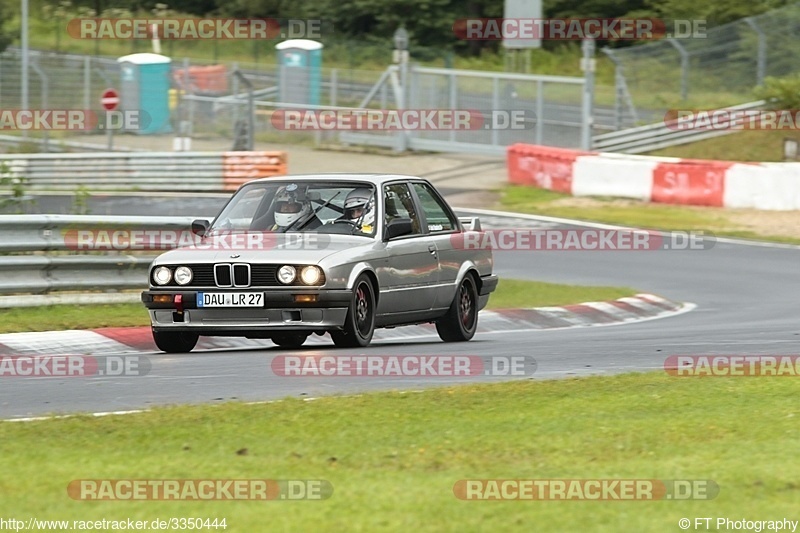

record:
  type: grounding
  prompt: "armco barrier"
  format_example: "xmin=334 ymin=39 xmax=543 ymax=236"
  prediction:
xmin=0 ymin=215 xmax=197 ymax=297
xmin=507 ymin=143 xmax=800 ymax=210
xmin=0 ymin=151 xmax=287 ymax=192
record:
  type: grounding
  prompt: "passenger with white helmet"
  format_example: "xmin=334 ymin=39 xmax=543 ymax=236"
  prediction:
xmin=338 ymin=187 xmax=375 ymax=234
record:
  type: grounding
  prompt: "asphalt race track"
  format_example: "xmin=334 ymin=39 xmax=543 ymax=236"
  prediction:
xmin=1 ymin=200 xmax=798 ymax=420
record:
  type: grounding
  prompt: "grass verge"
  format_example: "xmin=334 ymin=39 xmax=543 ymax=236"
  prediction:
xmin=0 ymin=280 xmax=637 ymax=334
xmin=500 ymin=185 xmax=800 ymax=244
xmin=646 ymin=129 xmax=800 ymax=163
xmin=1 ymin=373 xmax=797 ymax=530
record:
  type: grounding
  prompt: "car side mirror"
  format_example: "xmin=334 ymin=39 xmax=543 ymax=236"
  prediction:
xmin=191 ymin=219 xmax=210 ymax=237
xmin=384 ymin=217 xmax=414 ymax=241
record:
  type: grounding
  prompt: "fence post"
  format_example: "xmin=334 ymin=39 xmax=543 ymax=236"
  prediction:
xmin=667 ymin=38 xmax=689 ymax=101
xmin=745 ymin=17 xmax=767 ymax=86
xmin=330 ymin=68 xmax=338 ymax=107
xmin=535 ymin=79 xmax=544 ymax=144
xmin=581 ymin=38 xmax=595 ymax=150
xmin=491 ymin=76 xmax=499 ymax=146
xmin=30 ymin=62 xmax=49 ymax=152
xmin=83 ymin=56 xmax=91 ymax=124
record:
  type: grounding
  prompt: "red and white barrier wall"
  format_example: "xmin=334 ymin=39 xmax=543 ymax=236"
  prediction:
xmin=507 ymin=144 xmax=800 ymax=210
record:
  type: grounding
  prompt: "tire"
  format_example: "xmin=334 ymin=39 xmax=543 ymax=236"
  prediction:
xmin=436 ymin=274 xmax=478 ymax=342
xmin=152 ymin=330 xmax=199 ymax=353
xmin=271 ymin=333 xmax=309 ymax=348
xmin=331 ymin=275 xmax=376 ymax=348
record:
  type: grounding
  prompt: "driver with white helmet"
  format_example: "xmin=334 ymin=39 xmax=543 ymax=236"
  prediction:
xmin=272 ymin=185 xmax=321 ymax=231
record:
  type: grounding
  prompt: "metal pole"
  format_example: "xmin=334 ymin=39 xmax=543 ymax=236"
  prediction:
xmin=233 ymin=70 xmax=254 ymax=151
xmin=83 ymin=56 xmax=90 ymax=122
xmin=535 ymin=79 xmax=543 ymax=144
xmin=581 ymin=38 xmax=595 ymax=150
xmin=745 ymin=18 xmax=767 ymax=86
xmin=491 ymin=76 xmax=499 ymax=146
xmin=106 ymin=111 xmax=114 ymax=150
xmin=31 ymin=62 xmax=47 ymax=151
xmin=667 ymin=38 xmax=689 ymax=101
xmin=449 ymin=72 xmax=457 ymax=143
xmin=21 ymin=0 xmax=29 ymax=139
xmin=330 ymin=68 xmax=337 ymax=107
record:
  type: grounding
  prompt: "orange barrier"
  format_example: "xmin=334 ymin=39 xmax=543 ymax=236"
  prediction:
xmin=173 ymin=65 xmax=228 ymax=94
xmin=222 ymin=151 xmax=288 ymax=191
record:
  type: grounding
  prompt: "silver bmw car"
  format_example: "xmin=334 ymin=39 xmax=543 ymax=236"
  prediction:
xmin=141 ymin=174 xmax=498 ymax=352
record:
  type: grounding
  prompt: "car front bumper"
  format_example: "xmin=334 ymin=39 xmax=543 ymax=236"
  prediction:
xmin=142 ymin=289 xmax=352 ymax=333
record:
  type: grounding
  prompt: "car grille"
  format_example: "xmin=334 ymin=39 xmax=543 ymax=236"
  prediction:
xmin=154 ymin=264 xmax=311 ymax=287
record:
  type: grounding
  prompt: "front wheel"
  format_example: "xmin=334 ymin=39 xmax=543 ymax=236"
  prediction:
xmin=271 ymin=333 xmax=309 ymax=348
xmin=152 ymin=330 xmax=199 ymax=353
xmin=436 ymin=274 xmax=478 ymax=342
xmin=331 ymin=275 xmax=376 ymax=348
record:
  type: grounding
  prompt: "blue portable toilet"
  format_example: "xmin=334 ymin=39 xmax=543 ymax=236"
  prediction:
xmin=276 ymin=40 xmax=323 ymax=106
xmin=117 ymin=53 xmax=172 ymax=134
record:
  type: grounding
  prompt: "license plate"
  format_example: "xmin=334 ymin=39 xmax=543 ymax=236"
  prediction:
xmin=197 ymin=292 xmax=264 ymax=308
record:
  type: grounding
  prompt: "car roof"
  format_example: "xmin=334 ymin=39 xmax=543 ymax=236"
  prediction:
xmin=245 ymin=173 xmax=428 ymax=187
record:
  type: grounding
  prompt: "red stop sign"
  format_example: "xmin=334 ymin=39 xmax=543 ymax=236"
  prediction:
xmin=101 ymin=88 xmax=120 ymax=111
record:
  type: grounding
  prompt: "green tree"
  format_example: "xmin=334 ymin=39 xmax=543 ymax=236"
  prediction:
xmin=0 ymin=0 xmax=16 ymax=53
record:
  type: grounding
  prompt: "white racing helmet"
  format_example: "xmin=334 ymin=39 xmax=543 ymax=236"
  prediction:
xmin=344 ymin=188 xmax=374 ymax=229
xmin=274 ymin=186 xmax=312 ymax=228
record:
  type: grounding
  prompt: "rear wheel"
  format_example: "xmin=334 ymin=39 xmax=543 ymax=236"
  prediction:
xmin=436 ymin=274 xmax=478 ymax=342
xmin=271 ymin=333 xmax=309 ymax=348
xmin=152 ymin=330 xmax=199 ymax=353
xmin=331 ymin=275 xmax=376 ymax=348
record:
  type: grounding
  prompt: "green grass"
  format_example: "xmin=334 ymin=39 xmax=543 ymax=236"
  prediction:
xmin=487 ymin=279 xmax=635 ymax=309
xmin=0 ymin=279 xmax=637 ymax=334
xmin=500 ymin=185 xmax=800 ymax=244
xmin=0 ymin=303 xmax=149 ymax=333
xmin=1 ymin=373 xmax=798 ymax=531
xmin=646 ymin=129 xmax=800 ymax=162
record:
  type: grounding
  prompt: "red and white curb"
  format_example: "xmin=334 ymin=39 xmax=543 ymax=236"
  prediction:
xmin=0 ymin=294 xmax=690 ymax=356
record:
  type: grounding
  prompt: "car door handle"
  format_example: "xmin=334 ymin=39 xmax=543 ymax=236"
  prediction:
xmin=428 ymin=245 xmax=437 ymax=255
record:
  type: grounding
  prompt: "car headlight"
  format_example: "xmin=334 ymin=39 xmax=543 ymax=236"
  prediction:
xmin=174 ymin=266 xmax=193 ymax=285
xmin=300 ymin=265 xmax=322 ymax=285
xmin=277 ymin=265 xmax=296 ymax=284
xmin=153 ymin=266 xmax=172 ymax=285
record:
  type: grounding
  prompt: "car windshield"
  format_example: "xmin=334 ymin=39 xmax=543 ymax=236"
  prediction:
xmin=209 ymin=181 xmax=377 ymax=237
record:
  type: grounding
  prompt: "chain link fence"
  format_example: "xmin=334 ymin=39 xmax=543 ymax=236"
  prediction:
xmin=605 ymin=2 xmax=800 ymax=120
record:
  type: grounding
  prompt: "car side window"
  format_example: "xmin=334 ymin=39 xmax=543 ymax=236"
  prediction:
xmin=384 ymin=183 xmax=422 ymax=235
xmin=412 ymin=182 xmax=458 ymax=233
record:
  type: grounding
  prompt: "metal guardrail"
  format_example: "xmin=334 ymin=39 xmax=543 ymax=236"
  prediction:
xmin=0 ymin=214 xmax=484 ymax=306
xmin=0 ymin=215 xmax=196 ymax=299
xmin=0 ymin=151 xmax=288 ymax=192
xmin=591 ymin=100 xmax=766 ymax=154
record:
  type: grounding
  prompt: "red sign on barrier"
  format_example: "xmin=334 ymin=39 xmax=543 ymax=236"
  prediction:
xmin=652 ymin=161 xmax=729 ymax=207
xmin=507 ymin=144 xmax=588 ymax=194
